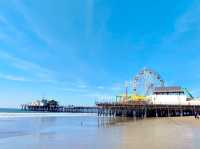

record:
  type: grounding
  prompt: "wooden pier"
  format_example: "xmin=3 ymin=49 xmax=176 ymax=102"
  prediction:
xmin=21 ymin=104 xmax=97 ymax=113
xmin=96 ymin=102 xmax=200 ymax=118
xmin=21 ymin=102 xmax=200 ymax=118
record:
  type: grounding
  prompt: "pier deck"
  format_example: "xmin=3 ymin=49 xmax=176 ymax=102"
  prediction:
xmin=96 ymin=102 xmax=200 ymax=118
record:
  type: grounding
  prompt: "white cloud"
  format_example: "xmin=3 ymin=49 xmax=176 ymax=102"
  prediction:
xmin=13 ymin=0 xmax=61 ymax=50
xmin=0 ymin=50 xmax=55 ymax=83
xmin=97 ymin=86 xmax=104 ymax=89
xmin=161 ymin=2 xmax=200 ymax=45
xmin=77 ymin=84 xmax=88 ymax=89
xmin=0 ymin=73 xmax=27 ymax=82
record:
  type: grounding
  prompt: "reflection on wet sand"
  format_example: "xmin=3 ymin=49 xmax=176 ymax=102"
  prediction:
xmin=0 ymin=115 xmax=200 ymax=149
xmin=97 ymin=116 xmax=200 ymax=149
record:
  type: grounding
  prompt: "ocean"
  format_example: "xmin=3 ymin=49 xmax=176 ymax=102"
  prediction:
xmin=0 ymin=108 xmax=24 ymax=113
xmin=0 ymin=109 xmax=200 ymax=149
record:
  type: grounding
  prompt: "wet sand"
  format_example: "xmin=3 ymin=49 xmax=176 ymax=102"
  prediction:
xmin=0 ymin=114 xmax=200 ymax=149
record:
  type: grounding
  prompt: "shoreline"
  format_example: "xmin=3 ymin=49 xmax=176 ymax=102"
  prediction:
xmin=0 ymin=112 xmax=97 ymax=118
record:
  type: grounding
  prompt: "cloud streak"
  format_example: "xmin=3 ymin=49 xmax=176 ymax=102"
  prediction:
xmin=161 ymin=2 xmax=200 ymax=46
xmin=13 ymin=0 xmax=62 ymax=51
xmin=0 ymin=50 xmax=55 ymax=83
xmin=0 ymin=73 xmax=28 ymax=82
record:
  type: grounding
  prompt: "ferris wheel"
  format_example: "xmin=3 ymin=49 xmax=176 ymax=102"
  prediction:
xmin=132 ymin=68 xmax=165 ymax=96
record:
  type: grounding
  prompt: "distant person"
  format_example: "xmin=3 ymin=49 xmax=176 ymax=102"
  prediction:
xmin=195 ymin=112 xmax=199 ymax=119
xmin=197 ymin=113 xmax=200 ymax=119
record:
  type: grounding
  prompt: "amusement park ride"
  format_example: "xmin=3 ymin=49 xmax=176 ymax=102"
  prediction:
xmin=117 ymin=68 xmax=199 ymax=105
xmin=117 ymin=68 xmax=165 ymax=102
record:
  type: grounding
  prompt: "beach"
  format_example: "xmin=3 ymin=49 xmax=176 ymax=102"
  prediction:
xmin=0 ymin=113 xmax=200 ymax=149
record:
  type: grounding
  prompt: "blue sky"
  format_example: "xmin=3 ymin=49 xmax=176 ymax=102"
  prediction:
xmin=0 ymin=0 xmax=200 ymax=107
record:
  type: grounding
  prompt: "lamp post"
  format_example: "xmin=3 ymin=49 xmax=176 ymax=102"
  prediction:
xmin=124 ymin=81 xmax=131 ymax=102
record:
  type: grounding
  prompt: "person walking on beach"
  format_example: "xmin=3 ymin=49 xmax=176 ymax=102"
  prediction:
xmin=195 ymin=112 xmax=199 ymax=119
xmin=197 ymin=113 xmax=199 ymax=119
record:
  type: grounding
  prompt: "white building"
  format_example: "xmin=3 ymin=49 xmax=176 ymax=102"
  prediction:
xmin=148 ymin=86 xmax=194 ymax=105
xmin=31 ymin=100 xmax=44 ymax=106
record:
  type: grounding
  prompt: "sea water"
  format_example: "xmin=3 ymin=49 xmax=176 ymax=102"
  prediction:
xmin=0 ymin=109 xmax=200 ymax=149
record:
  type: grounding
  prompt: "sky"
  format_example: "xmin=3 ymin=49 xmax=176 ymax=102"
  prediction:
xmin=1 ymin=0 xmax=200 ymax=107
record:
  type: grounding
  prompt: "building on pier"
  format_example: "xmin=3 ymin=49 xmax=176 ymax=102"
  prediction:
xmin=149 ymin=86 xmax=186 ymax=105
xmin=149 ymin=86 xmax=200 ymax=105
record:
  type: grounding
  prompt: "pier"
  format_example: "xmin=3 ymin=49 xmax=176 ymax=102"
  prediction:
xmin=95 ymin=69 xmax=200 ymax=118
xmin=21 ymin=104 xmax=97 ymax=113
xmin=21 ymin=102 xmax=200 ymax=118
xmin=21 ymin=99 xmax=97 ymax=113
xmin=96 ymin=102 xmax=200 ymax=118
